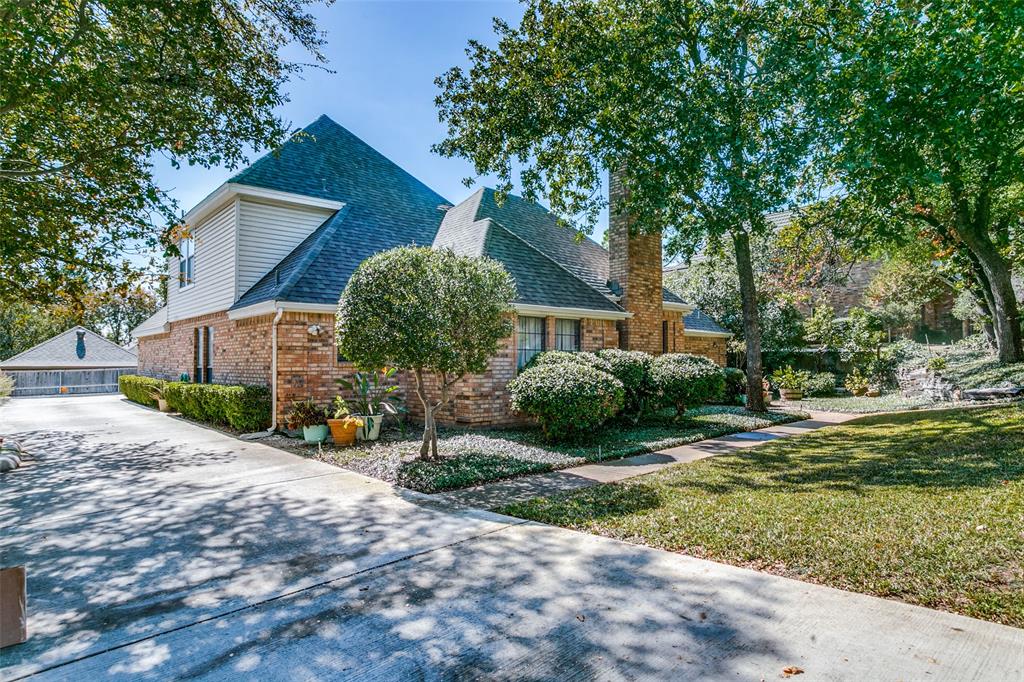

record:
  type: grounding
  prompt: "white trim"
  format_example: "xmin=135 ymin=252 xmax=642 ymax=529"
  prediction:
xmin=133 ymin=324 xmax=171 ymax=339
xmin=683 ymin=329 xmax=733 ymax=338
xmin=227 ymin=300 xmax=338 ymax=320
xmin=663 ymin=301 xmax=695 ymax=314
xmin=184 ymin=182 xmax=344 ymax=227
xmin=513 ymin=303 xmax=630 ymax=321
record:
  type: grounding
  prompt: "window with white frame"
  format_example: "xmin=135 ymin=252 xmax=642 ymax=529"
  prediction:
xmin=178 ymin=238 xmax=195 ymax=287
xmin=554 ymin=318 xmax=580 ymax=351
xmin=517 ymin=316 xmax=545 ymax=368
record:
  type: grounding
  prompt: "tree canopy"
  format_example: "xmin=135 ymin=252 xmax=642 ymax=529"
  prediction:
xmin=805 ymin=0 xmax=1024 ymax=362
xmin=0 ymin=0 xmax=330 ymax=305
xmin=436 ymin=0 xmax=823 ymax=410
xmin=336 ymin=247 xmax=516 ymax=460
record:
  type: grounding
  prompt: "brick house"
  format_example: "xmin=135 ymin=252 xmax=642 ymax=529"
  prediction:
xmin=133 ymin=115 xmax=730 ymax=427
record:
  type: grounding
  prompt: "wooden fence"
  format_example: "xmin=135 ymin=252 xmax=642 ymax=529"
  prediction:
xmin=5 ymin=368 xmax=135 ymax=397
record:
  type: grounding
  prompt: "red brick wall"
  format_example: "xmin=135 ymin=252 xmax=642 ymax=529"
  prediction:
xmin=680 ymin=335 xmax=728 ymax=366
xmin=137 ymin=310 xmax=272 ymax=385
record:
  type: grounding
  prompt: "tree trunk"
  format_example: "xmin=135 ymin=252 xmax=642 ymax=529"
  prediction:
xmin=733 ymin=230 xmax=766 ymax=412
xmin=958 ymin=226 xmax=1021 ymax=363
xmin=414 ymin=369 xmax=438 ymax=461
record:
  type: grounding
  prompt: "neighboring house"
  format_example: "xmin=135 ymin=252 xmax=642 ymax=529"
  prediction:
xmin=0 ymin=326 xmax=138 ymax=396
xmin=133 ymin=115 xmax=730 ymax=426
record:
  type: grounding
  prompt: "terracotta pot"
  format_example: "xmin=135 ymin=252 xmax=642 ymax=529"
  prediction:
xmin=328 ymin=418 xmax=362 ymax=447
xmin=780 ymin=389 xmax=803 ymax=401
xmin=853 ymin=387 xmax=868 ymax=396
xmin=866 ymin=388 xmax=881 ymax=397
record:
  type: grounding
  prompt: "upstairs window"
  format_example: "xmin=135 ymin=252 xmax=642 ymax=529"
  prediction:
xmin=554 ymin=318 xmax=580 ymax=352
xmin=517 ymin=316 xmax=545 ymax=369
xmin=178 ymin=238 xmax=195 ymax=288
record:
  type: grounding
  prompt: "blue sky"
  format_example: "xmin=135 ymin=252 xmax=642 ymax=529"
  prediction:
xmin=150 ymin=1 xmax=611 ymax=242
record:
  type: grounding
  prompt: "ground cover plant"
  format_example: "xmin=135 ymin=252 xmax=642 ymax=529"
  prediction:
xmin=501 ymin=406 xmax=1024 ymax=627
xmin=278 ymin=406 xmax=805 ymax=493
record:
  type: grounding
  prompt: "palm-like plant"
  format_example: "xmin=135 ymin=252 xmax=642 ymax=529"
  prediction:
xmin=336 ymin=367 xmax=404 ymax=418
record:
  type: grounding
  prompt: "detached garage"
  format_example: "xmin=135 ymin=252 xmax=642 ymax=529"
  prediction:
xmin=0 ymin=327 xmax=138 ymax=396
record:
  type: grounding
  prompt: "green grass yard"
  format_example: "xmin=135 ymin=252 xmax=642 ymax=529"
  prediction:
xmin=501 ymin=406 xmax=1024 ymax=627
xmin=278 ymin=406 xmax=805 ymax=493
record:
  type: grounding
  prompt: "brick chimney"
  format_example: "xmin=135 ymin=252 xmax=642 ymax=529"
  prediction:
xmin=608 ymin=168 xmax=664 ymax=354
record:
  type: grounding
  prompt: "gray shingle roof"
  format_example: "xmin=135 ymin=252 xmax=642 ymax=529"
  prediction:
xmin=230 ymin=116 xmax=449 ymax=309
xmin=683 ymin=309 xmax=731 ymax=336
xmin=1 ymin=327 xmax=138 ymax=369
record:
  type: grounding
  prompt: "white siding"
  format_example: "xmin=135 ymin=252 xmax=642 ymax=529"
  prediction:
xmin=236 ymin=199 xmax=334 ymax=297
xmin=167 ymin=201 xmax=237 ymax=322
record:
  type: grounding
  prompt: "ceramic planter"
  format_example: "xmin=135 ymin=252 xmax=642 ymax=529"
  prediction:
xmin=302 ymin=424 xmax=329 ymax=444
xmin=157 ymin=398 xmax=170 ymax=413
xmin=779 ymin=389 xmax=803 ymax=401
xmin=356 ymin=414 xmax=383 ymax=441
xmin=852 ymin=387 xmax=868 ymax=396
xmin=327 ymin=418 xmax=362 ymax=447
xmin=763 ymin=391 xmax=772 ymax=406
xmin=866 ymin=388 xmax=881 ymax=397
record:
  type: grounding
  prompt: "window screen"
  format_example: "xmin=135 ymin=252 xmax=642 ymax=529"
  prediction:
xmin=554 ymin=318 xmax=580 ymax=351
xmin=178 ymin=238 xmax=195 ymax=287
xmin=517 ymin=316 xmax=545 ymax=368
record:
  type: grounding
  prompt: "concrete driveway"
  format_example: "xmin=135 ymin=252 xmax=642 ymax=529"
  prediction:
xmin=1 ymin=395 xmax=1021 ymax=680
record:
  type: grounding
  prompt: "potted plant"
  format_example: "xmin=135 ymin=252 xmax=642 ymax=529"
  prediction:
xmin=149 ymin=385 xmax=170 ymax=412
xmin=326 ymin=397 xmax=363 ymax=447
xmin=286 ymin=399 xmax=330 ymax=444
xmin=771 ymin=366 xmax=810 ymax=401
xmin=844 ymin=369 xmax=870 ymax=396
xmin=866 ymin=384 xmax=882 ymax=397
xmin=336 ymin=367 xmax=404 ymax=441
xmin=761 ymin=377 xmax=773 ymax=406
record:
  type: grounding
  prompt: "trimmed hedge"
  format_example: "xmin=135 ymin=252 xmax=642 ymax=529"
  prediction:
xmin=720 ymin=367 xmax=746 ymax=404
xmin=164 ymin=382 xmax=271 ymax=432
xmin=525 ymin=350 xmax=614 ymax=376
xmin=119 ymin=375 xmax=166 ymax=408
xmin=650 ymin=353 xmax=726 ymax=416
xmin=508 ymin=362 xmax=624 ymax=441
xmin=595 ymin=348 xmax=654 ymax=418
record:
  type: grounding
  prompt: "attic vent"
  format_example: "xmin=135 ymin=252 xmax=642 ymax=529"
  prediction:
xmin=437 ymin=204 xmax=454 ymax=212
xmin=75 ymin=331 xmax=86 ymax=359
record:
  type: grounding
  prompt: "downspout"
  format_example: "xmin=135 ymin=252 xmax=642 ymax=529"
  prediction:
xmin=267 ymin=306 xmax=285 ymax=433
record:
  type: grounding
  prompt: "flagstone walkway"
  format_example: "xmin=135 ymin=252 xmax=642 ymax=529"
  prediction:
xmin=433 ymin=410 xmax=860 ymax=509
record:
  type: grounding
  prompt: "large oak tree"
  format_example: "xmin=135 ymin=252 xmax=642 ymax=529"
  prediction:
xmin=0 ymin=0 xmax=330 ymax=305
xmin=435 ymin=0 xmax=821 ymax=411
xmin=807 ymin=0 xmax=1024 ymax=362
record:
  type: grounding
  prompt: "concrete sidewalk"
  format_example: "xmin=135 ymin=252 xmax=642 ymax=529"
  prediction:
xmin=435 ymin=410 xmax=859 ymax=509
xmin=1 ymin=396 xmax=1020 ymax=681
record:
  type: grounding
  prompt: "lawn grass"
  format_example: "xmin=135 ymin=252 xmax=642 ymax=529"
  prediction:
xmin=500 ymin=406 xmax=1024 ymax=627
xmin=279 ymin=406 xmax=805 ymax=494
xmin=784 ymin=392 xmax=938 ymax=414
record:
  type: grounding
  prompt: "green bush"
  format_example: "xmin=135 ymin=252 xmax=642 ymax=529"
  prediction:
xmin=595 ymin=348 xmax=654 ymax=417
xmin=164 ymin=381 xmax=271 ymax=431
xmin=720 ymin=367 xmax=746 ymax=404
xmin=650 ymin=353 xmax=726 ymax=416
xmin=119 ymin=374 xmax=166 ymax=408
xmin=805 ymin=372 xmax=837 ymax=397
xmin=508 ymin=362 xmax=624 ymax=441
xmin=0 ymin=371 xmax=13 ymax=399
xmin=525 ymin=350 xmax=614 ymax=375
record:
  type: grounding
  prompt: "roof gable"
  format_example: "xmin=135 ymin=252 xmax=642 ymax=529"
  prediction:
xmin=1 ymin=327 xmax=137 ymax=369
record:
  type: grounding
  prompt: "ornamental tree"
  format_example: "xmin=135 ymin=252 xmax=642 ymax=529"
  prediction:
xmin=336 ymin=247 xmax=516 ymax=461
xmin=435 ymin=0 xmax=824 ymax=412
xmin=0 ymin=0 xmax=329 ymax=305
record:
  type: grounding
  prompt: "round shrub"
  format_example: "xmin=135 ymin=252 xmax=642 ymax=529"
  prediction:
xmin=650 ymin=353 xmax=726 ymax=416
xmin=804 ymin=372 xmax=837 ymax=397
xmin=525 ymin=350 xmax=614 ymax=375
xmin=508 ymin=362 xmax=624 ymax=441
xmin=720 ymin=367 xmax=746 ymax=404
xmin=596 ymin=348 xmax=654 ymax=417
